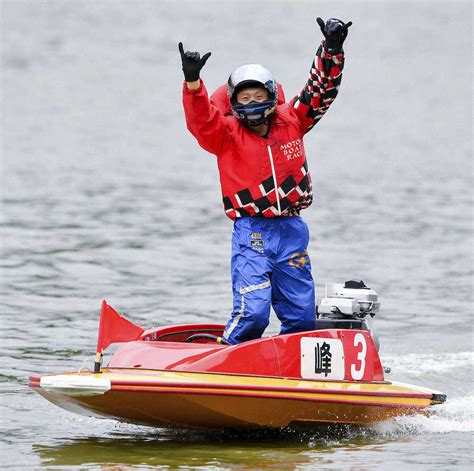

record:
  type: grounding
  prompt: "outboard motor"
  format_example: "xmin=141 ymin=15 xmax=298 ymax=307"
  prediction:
xmin=317 ymin=280 xmax=381 ymax=350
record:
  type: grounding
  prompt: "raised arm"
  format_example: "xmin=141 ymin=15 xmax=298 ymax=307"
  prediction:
xmin=290 ymin=18 xmax=352 ymax=134
xmin=179 ymin=42 xmax=228 ymax=155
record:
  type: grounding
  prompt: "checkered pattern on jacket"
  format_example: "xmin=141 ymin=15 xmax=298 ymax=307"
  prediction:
xmin=291 ymin=44 xmax=344 ymax=133
xmin=223 ymin=160 xmax=313 ymax=219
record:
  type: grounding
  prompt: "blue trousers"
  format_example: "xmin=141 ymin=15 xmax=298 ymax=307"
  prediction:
xmin=223 ymin=216 xmax=316 ymax=344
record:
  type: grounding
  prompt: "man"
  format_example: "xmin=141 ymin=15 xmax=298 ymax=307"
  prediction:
xmin=179 ymin=17 xmax=352 ymax=344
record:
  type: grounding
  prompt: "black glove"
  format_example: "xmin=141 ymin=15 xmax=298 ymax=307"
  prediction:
xmin=317 ymin=17 xmax=352 ymax=52
xmin=178 ymin=42 xmax=212 ymax=82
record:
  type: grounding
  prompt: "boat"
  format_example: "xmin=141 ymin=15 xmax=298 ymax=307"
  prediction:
xmin=29 ymin=281 xmax=446 ymax=430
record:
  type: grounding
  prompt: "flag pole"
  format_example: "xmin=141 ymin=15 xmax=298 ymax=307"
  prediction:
xmin=94 ymin=352 xmax=102 ymax=374
xmin=94 ymin=300 xmax=107 ymax=373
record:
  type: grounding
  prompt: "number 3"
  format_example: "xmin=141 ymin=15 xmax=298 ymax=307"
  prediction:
xmin=351 ymin=333 xmax=367 ymax=380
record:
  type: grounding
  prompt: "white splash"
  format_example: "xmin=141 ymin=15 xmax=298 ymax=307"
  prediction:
xmin=372 ymin=395 xmax=474 ymax=436
xmin=371 ymin=351 xmax=474 ymax=436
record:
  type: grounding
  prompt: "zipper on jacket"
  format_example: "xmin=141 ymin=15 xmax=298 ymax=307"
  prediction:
xmin=267 ymin=145 xmax=281 ymax=215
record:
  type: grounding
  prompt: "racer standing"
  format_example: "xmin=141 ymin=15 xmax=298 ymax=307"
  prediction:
xmin=179 ymin=18 xmax=352 ymax=344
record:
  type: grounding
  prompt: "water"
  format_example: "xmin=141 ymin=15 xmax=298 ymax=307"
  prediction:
xmin=1 ymin=0 xmax=472 ymax=468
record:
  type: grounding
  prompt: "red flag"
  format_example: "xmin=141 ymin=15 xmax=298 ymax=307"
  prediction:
xmin=96 ymin=300 xmax=144 ymax=353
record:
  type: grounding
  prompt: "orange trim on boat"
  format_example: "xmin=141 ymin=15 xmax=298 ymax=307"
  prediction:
xmin=110 ymin=384 xmax=428 ymax=409
xmin=109 ymin=379 xmax=432 ymax=399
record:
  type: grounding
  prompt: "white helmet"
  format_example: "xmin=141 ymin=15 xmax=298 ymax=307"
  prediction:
xmin=227 ymin=64 xmax=278 ymax=125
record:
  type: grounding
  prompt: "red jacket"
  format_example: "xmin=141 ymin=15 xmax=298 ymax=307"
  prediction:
xmin=182 ymin=43 xmax=345 ymax=220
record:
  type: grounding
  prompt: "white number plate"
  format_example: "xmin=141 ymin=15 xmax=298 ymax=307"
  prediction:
xmin=300 ymin=337 xmax=345 ymax=380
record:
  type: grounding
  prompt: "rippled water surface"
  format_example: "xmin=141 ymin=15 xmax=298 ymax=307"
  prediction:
xmin=1 ymin=0 xmax=472 ymax=469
